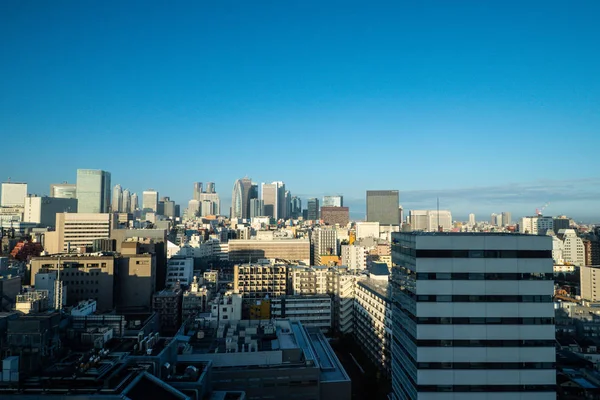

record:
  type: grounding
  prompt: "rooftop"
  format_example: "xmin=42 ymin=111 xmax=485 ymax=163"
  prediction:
xmin=393 ymin=231 xmax=542 ymax=237
xmin=358 ymin=278 xmax=392 ymax=302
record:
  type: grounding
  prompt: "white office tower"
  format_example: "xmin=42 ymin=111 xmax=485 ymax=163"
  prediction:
xmin=1 ymin=182 xmax=27 ymax=207
xmin=76 ymin=169 xmax=111 ymax=213
xmin=391 ymin=232 xmax=555 ymax=400
xmin=519 ymin=216 xmax=554 ymax=235
xmin=142 ymin=189 xmax=158 ymax=213
xmin=188 ymin=200 xmax=201 ymax=218
xmin=323 ymin=195 xmax=343 ymax=207
xmin=468 ymin=213 xmax=475 ymax=227
xmin=50 ymin=183 xmax=77 ymax=199
xmin=130 ymin=193 xmax=139 ymax=212
xmin=197 ymin=192 xmax=220 ymax=216
xmin=111 ymin=184 xmax=123 ymax=213
xmin=556 ymin=229 xmax=585 ymax=266
xmin=122 ymin=189 xmax=131 ymax=213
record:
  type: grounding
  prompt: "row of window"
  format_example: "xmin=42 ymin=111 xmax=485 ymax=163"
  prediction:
xmin=416 ymin=272 xmax=553 ymax=281
xmin=417 ymin=362 xmax=555 ymax=370
xmin=394 ymin=246 xmax=552 ymax=259
xmin=415 ymin=339 xmax=555 ymax=347
xmin=401 ymin=291 xmax=552 ymax=303
xmin=418 ymin=384 xmax=556 ymax=392
xmin=413 ymin=316 xmax=554 ymax=325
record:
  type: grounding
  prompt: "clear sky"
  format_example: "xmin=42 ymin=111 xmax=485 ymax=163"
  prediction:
xmin=1 ymin=1 xmax=599 ymax=221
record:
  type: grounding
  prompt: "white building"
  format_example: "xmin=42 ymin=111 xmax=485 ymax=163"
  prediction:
xmin=468 ymin=213 xmax=475 ymax=226
xmin=519 ymin=215 xmax=554 ymax=235
xmin=356 ymin=222 xmax=380 ymax=239
xmin=165 ymin=256 xmax=194 ymax=287
xmin=187 ymin=199 xmax=201 ymax=218
xmin=209 ymin=291 xmax=242 ymax=322
xmin=24 ymin=196 xmax=78 ymax=228
xmin=409 ymin=210 xmax=453 ymax=232
xmin=558 ymin=229 xmax=585 ymax=267
xmin=50 ymin=183 xmax=77 ymax=199
xmin=271 ymin=295 xmax=333 ymax=332
xmin=581 ymin=265 xmax=600 ymax=302
xmin=390 ymin=232 xmax=555 ymax=399
xmin=44 ymin=213 xmax=111 ymax=253
xmin=142 ymin=189 xmax=158 ymax=213
xmin=197 ymin=192 xmax=221 ymax=216
xmin=288 ymin=265 xmax=329 ymax=295
xmin=341 ymin=244 xmax=368 ymax=270
xmin=1 ymin=182 xmax=27 ymax=207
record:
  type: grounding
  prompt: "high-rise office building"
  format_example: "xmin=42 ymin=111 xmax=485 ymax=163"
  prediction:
xmin=50 ymin=183 xmax=77 ymax=199
xmin=409 ymin=210 xmax=453 ymax=232
xmin=468 ymin=213 xmax=476 ymax=226
xmin=261 ymin=182 xmax=285 ymax=220
xmin=1 ymin=182 xmax=27 ymax=207
xmin=130 ymin=193 xmax=139 ymax=212
xmin=122 ymin=189 xmax=131 ymax=213
xmin=112 ymin=184 xmax=123 ymax=213
xmin=162 ymin=197 xmax=175 ymax=219
xmin=291 ymin=196 xmax=302 ymax=219
xmin=193 ymin=182 xmax=203 ymax=200
xmin=390 ymin=232 xmax=555 ymax=399
xmin=322 ymin=195 xmax=343 ymax=207
xmin=197 ymin=192 xmax=220 ymax=216
xmin=519 ymin=216 xmax=554 ymax=235
xmin=307 ymin=198 xmax=319 ymax=221
xmin=24 ymin=196 xmax=78 ymax=228
xmin=366 ymin=190 xmax=399 ymax=226
xmin=76 ymin=169 xmax=111 ymax=213
xmin=188 ymin=200 xmax=201 ymax=217
xmin=232 ymin=177 xmax=255 ymax=219
xmin=284 ymin=190 xmax=291 ymax=220
xmin=142 ymin=189 xmax=158 ymax=213
xmin=205 ymin=182 xmax=215 ymax=193
xmin=250 ymin=199 xmax=264 ymax=218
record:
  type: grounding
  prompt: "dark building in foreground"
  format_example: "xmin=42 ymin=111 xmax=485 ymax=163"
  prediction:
xmin=366 ymin=190 xmax=399 ymax=225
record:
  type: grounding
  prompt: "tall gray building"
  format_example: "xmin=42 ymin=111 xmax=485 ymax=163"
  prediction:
xmin=112 ymin=184 xmax=123 ymax=213
xmin=205 ymin=182 xmax=215 ymax=193
xmin=122 ymin=189 xmax=131 ymax=213
xmin=307 ymin=198 xmax=319 ymax=221
xmin=142 ymin=189 xmax=158 ymax=213
xmin=366 ymin=190 xmax=399 ymax=226
xmin=76 ymin=169 xmax=111 ymax=213
xmin=261 ymin=181 xmax=285 ymax=220
xmin=291 ymin=196 xmax=302 ymax=219
xmin=323 ymin=195 xmax=343 ymax=207
xmin=193 ymin=182 xmax=203 ymax=200
xmin=250 ymin=198 xmax=264 ymax=218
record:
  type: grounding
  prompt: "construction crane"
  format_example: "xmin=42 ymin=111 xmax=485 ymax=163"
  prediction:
xmin=535 ymin=202 xmax=550 ymax=216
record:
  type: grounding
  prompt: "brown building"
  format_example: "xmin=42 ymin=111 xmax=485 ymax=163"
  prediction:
xmin=233 ymin=263 xmax=287 ymax=299
xmin=117 ymin=241 xmax=157 ymax=311
xmin=152 ymin=287 xmax=182 ymax=335
xmin=320 ymin=207 xmax=350 ymax=227
xmin=228 ymin=239 xmax=310 ymax=263
xmin=29 ymin=255 xmax=116 ymax=312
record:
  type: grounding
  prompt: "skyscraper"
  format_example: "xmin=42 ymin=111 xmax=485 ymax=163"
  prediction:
xmin=468 ymin=213 xmax=476 ymax=226
xmin=142 ymin=189 xmax=158 ymax=213
xmin=112 ymin=184 xmax=123 ymax=213
xmin=366 ymin=190 xmax=399 ymax=225
xmin=122 ymin=189 xmax=131 ymax=213
xmin=76 ymin=169 xmax=111 ymax=213
xmin=232 ymin=177 xmax=254 ymax=219
xmin=274 ymin=181 xmax=286 ymax=220
xmin=502 ymin=211 xmax=512 ymax=227
xmin=130 ymin=193 xmax=139 ymax=212
xmin=1 ymin=182 xmax=27 ymax=207
xmin=205 ymin=182 xmax=215 ymax=193
xmin=291 ymin=196 xmax=302 ymax=219
xmin=250 ymin=198 xmax=264 ymax=218
xmin=261 ymin=182 xmax=279 ymax=219
xmin=307 ymin=198 xmax=319 ymax=221
xmin=390 ymin=232 xmax=555 ymax=399
xmin=50 ymin=182 xmax=77 ymax=199
xmin=322 ymin=195 xmax=343 ymax=207
xmin=193 ymin=182 xmax=203 ymax=200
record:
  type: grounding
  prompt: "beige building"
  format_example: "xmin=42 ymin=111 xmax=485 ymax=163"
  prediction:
xmin=117 ymin=241 xmax=156 ymax=311
xmin=29 ymin=254 xmax=116 ymax=311
xmin=45 ymin=213 xmax=112 ymax=253
xmin=581 ymin=265 xmax=600 ymax=302
xmin=228 ymin=238 xmax=310 ymax=264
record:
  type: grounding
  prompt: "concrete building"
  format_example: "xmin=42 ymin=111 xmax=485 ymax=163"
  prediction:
xmin=409 ymin=209 xmax=453 ymax=232
xmin=166 ymin=256 xmax=194 ymax=287
xmin=502 ymin=211 xmax=512 ymax=226
xmin=15 ymin=290 xmax=50 ymax=314
xmin=311 ymin=227 xmax=338 ymax=265
xmin=197 ymin=192 xmax=221 ymax=216
xmin=366 ymin=190 xmax=399 ymax=226
xmin=307 ymin=197 xmax=319 ymax=221
xmin=45 ymin=212 xmax=111 ymax=253
xmin=193 ymin=182 xmax=203 ymax=200
xmin=1 ymin=182 xmax=27 ymax=207
xmin=320 ymin=206 xmax=349 ymax=226
xmin=152 ymin=287 xmax=183 ymax=335
xmin=117 ymin=241 xmax=157 ymax=311
xmin=188 ymin=199 xmax=201 ymax=218
xmin=130 ymin=192 xmax=139 ymax=212
xmin=323 ymin=195 xmax=343 ymax=207
xmin=356 ymin=221 xmax=380 ymax=239
xmin=249 ymin=198 xmax=263 ymax=218
xmin=23 ymin=196 xmax=78 ymax=228
xmin=29 ymin=254 xmax=116 ymax=312
xmin=580 ymin=265 xmax=600 ymax=302
xmin=355 ymin=277 xmax=393 ymax=376
xmin=288 ymin=265 xmax=329 ymax=296
xmin=76 ymin=169 xmax=111 ymax=213
xmin=0 ymin=275 xmax=21 ymax=312
xmin=341 ymin=244 xmax=368 ymax=270
xmin=50 ymin=182 xmax=77 ymax=199
xmin=178 ymin=319 xmax=351 ymax=400
xmin=228 ymin=238 xmax=310 ymax=264
xmin=209 ymin=290 xmax=243 ymax=322
xmin=122 ymin=189 xmax=131 ymax=214
xmin=261 ymin=181 xmax=285 ymax=220
xmin=468 ymin=213 xmax=476 ymax=226
xmin=271 ymin=295 xmax=333 ymax=332
xmin=142 ymin=189 xmax=159 ymax=213
xmin=233 ymin=263 xmax=287 ymax=299
xmin=390 ymin=232 xmax=555 ymax=399
xmin=557 ymin=229 xmax=586 ymax=267
xmin=519 ymin=215 xmax=554 ymax=235
xmin=182 ymin=276 xmax=211 ymax=320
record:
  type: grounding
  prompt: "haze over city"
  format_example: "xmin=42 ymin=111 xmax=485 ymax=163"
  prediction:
xmin=1 ymin=2 xmax=599 ymax=221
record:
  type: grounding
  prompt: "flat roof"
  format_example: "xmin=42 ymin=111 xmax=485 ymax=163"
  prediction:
xmin=358 ymin=278 xmax=391 ymax=302
xmin=393 ymin=231 xmax=543 ymax=237
xmin=306 ymin=327 xmax=350 ymax=383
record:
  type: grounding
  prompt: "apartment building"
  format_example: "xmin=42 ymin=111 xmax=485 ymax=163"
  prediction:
xmin=233 ymin=263 xmax=287 ymax=299
xmin=341 ymin=244 xmax=368 ymax=270
xmin=288 ymin=265 xmax=329 ymax=295
xmin=182 ymin=277 xmax=211 ymax=320
xmin=390 ymin=232 xmax=555 ymax=399
xmin=228 ymin=238 xmax=310 ymax=264
xmin=165 ymin=256 xmax=194 ymax=287
xmin=271 ymin=295 xmax=333 ymax=332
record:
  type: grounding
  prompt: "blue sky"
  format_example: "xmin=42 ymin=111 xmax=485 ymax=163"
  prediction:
xmin=1 ymin=1 xmax=599 ymax=221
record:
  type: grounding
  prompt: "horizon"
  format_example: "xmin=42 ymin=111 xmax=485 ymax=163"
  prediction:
xmin=1 ymin=2 xmax=599 ymax=223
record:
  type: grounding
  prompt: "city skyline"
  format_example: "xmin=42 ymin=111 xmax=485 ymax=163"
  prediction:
xmin=1 ymin=2 xmax=599 ymax=221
